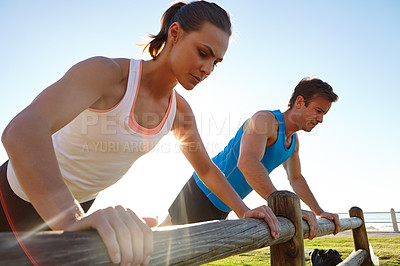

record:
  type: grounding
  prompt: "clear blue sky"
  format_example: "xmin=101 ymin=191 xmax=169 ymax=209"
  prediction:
xmin=1 ymin=1 xmax=399 ymax=220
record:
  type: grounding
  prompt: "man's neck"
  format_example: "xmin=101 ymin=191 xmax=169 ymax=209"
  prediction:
xmin=282 ymin=109 xmax=300 ymax=138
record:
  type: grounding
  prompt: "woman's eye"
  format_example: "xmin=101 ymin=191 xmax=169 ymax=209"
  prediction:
xmin=199 ymin=50 xmax=207 ymax=57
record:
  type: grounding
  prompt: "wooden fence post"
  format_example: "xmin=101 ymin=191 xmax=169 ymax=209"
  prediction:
xmin=268 ymin=190 xmax=304 ymax=266
xmin=390 ymin=208 xmax=399 ymax=232
xmin=349 ymin=207 xmax=372 ymax=266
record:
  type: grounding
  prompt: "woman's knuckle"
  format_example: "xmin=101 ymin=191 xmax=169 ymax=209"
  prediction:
xmin=115 ymin=205 xmax=125 ymax=211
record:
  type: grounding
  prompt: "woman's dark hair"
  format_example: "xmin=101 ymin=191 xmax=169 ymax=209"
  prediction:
xmin=288 ymin=77 xmax=338 ymax=109
xmin=145 ymin=1 xmax=231 ymax=59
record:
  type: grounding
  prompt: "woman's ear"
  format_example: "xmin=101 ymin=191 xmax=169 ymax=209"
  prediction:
xmin=168 ymin=22 xmax=183 ymax=44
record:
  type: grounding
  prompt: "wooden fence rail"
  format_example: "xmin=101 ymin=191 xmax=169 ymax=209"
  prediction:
xmin=0 ymin=191 xmax=371 ymax=265
xmin=337 ymin=208 xmax=399 ymax=232
xmin=0 ymin=218 xmax=362 ymax=265
xmin=338 ymin=249 xmax=369 ymax=266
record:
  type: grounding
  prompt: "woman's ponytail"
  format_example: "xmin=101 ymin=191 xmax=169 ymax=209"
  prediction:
xmin=145 ymin=2 xmax=186 ymax=59
xmin=144 ymin=1 xmax=231 ymax=59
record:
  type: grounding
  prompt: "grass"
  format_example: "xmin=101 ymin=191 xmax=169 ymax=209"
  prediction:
xmin=204 ymin=237 xmax=400 ymax=265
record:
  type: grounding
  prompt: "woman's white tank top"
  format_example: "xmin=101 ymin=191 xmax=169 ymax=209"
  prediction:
xmin=7 ymin=59 xmax=177 ymax=202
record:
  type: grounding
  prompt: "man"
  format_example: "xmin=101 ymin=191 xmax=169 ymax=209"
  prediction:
xmin=161 ymin=77 xmax=340 ymax=239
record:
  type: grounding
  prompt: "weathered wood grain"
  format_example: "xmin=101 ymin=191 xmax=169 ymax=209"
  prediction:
xmin=0 ymin=217 xmax=362 ymax=265
xmin=350 ymin=207 xmax=373 ymax=266
xmin=268 ymin=190 xmax=304 ymax=266
xmin=338 ymin=249 xmax=368 ymax=266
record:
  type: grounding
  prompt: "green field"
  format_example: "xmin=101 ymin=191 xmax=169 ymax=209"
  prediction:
xmin=204 ymin=237 xmax=400 ymax=265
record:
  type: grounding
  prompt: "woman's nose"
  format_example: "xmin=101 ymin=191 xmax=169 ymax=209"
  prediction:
xmin=201 ymin=61 xmax=214 ymax=76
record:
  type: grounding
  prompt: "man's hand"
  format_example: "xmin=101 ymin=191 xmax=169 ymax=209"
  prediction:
xmin=302 ymin=210 xmax=318 ymax=239
xmin=242 ymin=205 xmax=281 ymax=239
xmin=319 ymin=211 xmax=340 ymax=235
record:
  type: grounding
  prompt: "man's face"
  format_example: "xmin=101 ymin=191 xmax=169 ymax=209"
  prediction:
xmin=298 ymin=97 xmax=332 ymax=132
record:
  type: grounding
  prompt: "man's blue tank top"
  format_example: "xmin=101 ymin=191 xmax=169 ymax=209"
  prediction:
xmin=193 ymin=110 xmax=297 ymax=212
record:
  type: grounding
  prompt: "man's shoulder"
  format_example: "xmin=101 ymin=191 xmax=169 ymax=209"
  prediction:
xmin=249 ymin=110 xmax=279 ymax=136
xmin=253 ymin=110 xmax=275 ymax=119
xmin=253 ymin=110 xmax=279 ymax=125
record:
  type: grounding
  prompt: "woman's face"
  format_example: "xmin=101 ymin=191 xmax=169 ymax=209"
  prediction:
xmin=169 ymin=22 xmax=230 ymax=90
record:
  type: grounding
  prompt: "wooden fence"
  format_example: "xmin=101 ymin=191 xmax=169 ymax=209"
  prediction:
xmin=0 ymin=191 xmax=373 ymax=265
xmin=337 ymin=208 xmax=399 ymax=232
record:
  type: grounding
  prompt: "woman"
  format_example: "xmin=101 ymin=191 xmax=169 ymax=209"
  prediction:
xmin=1 ymin=1 xmax=280 ymax=265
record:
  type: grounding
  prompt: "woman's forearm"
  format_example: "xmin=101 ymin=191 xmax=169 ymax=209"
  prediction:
xmin=199 ymin=166 xmax=250 ymax=218
xmin=2 ymin=114 xmax=84 ymax=229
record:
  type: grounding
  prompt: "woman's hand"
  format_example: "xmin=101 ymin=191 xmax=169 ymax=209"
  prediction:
xmin=242 ymin=205 xmax=281 ymax=239
xmin=68 ymin=206 xmax=153 ymax=266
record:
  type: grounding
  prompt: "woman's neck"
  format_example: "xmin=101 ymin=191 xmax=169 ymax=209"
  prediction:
xmin=141 ymin=56 xmax=178 ymax=100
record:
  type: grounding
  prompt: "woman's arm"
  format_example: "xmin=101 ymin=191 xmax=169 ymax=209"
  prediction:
xmin=2 ymin=57 xmax=152 ymax=265
xmin=172 ymin=95 xmax=280 ymax=239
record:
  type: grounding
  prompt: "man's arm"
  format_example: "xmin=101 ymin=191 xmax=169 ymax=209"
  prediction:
xmin=237 ymin=111 xmax=278 ymax=201
xmin=283 ymin=139 xmax=324 ymax=215
xmin=283 ymin=137 xmax=340 ymax=236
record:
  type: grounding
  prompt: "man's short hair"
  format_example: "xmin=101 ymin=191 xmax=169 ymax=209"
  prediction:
xmin=288 ymin=77 xmax=338 ymax=109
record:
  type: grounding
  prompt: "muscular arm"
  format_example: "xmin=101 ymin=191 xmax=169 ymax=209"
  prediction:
xmin=238 ymin=112 xmax=338 ymax=239
xmin=172 ymin=95 xmax=250 ymax=217
xmin=283 ymin=138 xmax=340 ymax=235
xmin=2 ymin=57 xmax=152 ymax=265
xmin=2 ymin=57 xmax=121 ymax=228
xmin=172 ymin=97 xmax=280 ymax=238
xmin=237 ymin=111 xmax=278 ymax=201
xmin=283 ymin=139 xmax=324 ymax=215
